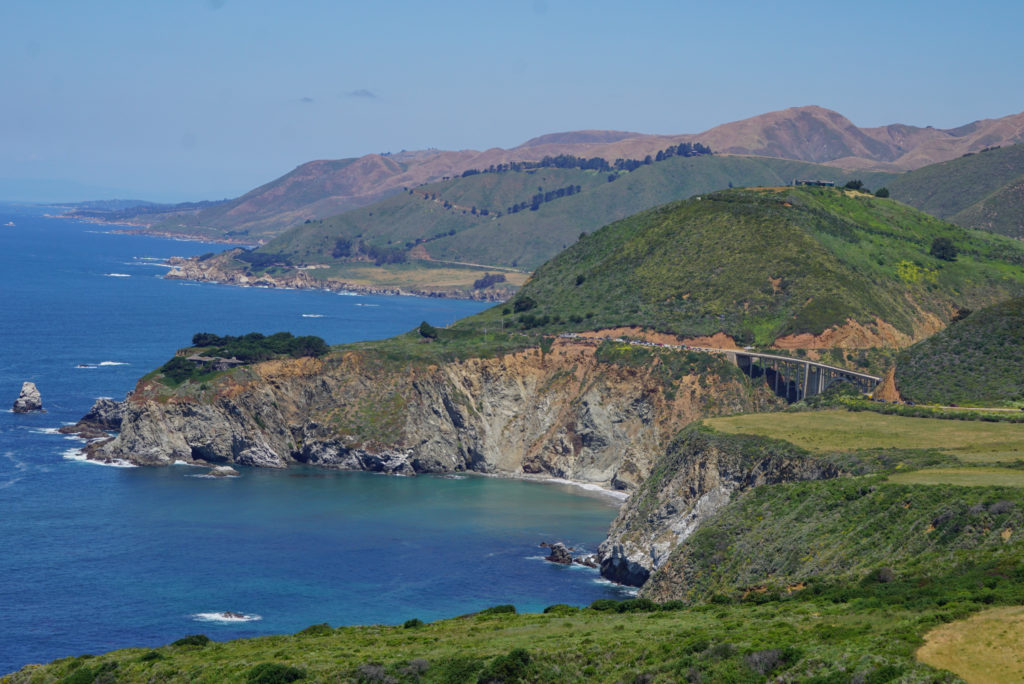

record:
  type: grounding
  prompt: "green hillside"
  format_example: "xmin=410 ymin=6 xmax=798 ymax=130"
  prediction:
xmin=646 ymin=449 xmax=1024 ymax=604
xmin=249 ymin=155 xmax=897 ymax=271
xmin=894 ymin=297 xmax=1024 ymax=406
xmin=889 ymin=143 xmax=1024 ymax=238
xmin=461 ymin=186 xmax=1024 ymax=345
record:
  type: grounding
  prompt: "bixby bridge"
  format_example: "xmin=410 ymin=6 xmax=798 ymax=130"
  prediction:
xmin=558 ymin=334 xmax=884 ymax=403
xmin=704 ymin=348 xmax=882 ymax=402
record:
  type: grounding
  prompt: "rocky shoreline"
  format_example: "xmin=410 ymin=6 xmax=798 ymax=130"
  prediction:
xmin=60 ymin=339 xmax=787 ymax=588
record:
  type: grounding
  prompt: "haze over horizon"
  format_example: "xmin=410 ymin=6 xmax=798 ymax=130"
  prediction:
xmin=3 ymin=0 xmax=1024 ymax=203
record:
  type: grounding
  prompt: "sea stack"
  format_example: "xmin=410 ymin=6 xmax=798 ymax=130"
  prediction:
xmin=12 ymin=382 xmax=43 ymax=413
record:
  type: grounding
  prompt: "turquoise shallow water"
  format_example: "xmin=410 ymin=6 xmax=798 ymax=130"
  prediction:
xmin=0 ymin=204 xmax=630 ymax=674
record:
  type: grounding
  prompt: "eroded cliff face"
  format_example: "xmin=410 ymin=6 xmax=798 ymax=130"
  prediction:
xmin=87 ymin=340 xmax=781 ymax=493
xmin=598 ymin=427 xmax=841 ymax=587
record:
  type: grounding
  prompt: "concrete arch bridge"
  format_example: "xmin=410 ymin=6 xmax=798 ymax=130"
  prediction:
xmin=714 ymin=349 xmax=881 ymax=402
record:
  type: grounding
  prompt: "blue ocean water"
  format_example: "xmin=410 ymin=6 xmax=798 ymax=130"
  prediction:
xmin=0 ymin=204 xmax=630 ymax=674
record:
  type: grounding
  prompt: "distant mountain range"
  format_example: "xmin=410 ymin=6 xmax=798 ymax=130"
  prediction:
xmin=66 ymin=105 xmax=1024 ymax=242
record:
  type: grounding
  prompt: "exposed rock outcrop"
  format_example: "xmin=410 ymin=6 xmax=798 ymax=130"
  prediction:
xmin=59 ymin=397 xmax=126 ymax=439
xmin=82 ymin=339 xmax=782 ymax=493
xmin=12 ymin=382 xmax=43 ymax=413
xmin=544 ymin=542 xmax=573 ymax=565
xmin=597 ymin=426 xmax=842 ymax=587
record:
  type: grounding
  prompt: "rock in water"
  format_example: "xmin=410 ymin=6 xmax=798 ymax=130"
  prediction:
xmin=12 ymin=382 xmax=43 ymax=413
xmin=544 ymin=542 xmax=573 ymax=565
xmin=208 ymin=466 xmax=241 ymax=477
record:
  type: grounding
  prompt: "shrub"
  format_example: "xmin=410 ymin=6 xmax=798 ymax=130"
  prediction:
xmin=478 ymin=604 xmax=516 ymax=616
xmin=171 ymin=634 xmax=210 ymax=647
xmin=589 ymin=598 xmax=620 ymax=611
xmin=296 ymin=623 xmax=333 ymax=636
xmin=616 ymin=597 xmax=659 ymax=613
xmin=403 ymin=618 xmax=425 ymax=628
xmin=930 ymin=237 xmax=958 ymax=261
xmin=874 ymin=187 xmax=890 ymax=198
xmin=542 ymin=603 xmax=579 ymax=615
xmin=477 ymin=648 xmax=531 ymax=683
xmin=246 ymin=662 xmax=307 ymax=683
xmin=418 ymin=321 xmax=439 ymax=339
xmin=512 ymin=296 xmax=536 ymax=313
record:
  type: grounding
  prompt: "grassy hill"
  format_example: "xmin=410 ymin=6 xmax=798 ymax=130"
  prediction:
xmin=184 ymin=156 xmax=898 ymax=296
xmin=254 ymin=155 xmax=897 ymax=271
xmin=889 ymin=143 xmax=1024 ymax=238
xmin=893 ymin=297 xmax=1024 ymax=406
xmin=459 ymin=186 xmax=1024 ymax=346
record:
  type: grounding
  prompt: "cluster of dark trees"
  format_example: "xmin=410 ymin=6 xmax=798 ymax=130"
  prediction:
xmin=190 ymin=331 xmax=330 ymax=362
xmin=506 ymin=184 xmax=583 ymax=214
xmin=459 ymin=142 xmax=713 ymax=178
xmin=611 ymin=142 xmax=714 ymax=172
xmin=472 ymin=273 xmax=507 ymax=289
xmin=843 ymin=180 xmax=890 ymax=198
xmin=331 ymin=238 xmax=408 ymax=265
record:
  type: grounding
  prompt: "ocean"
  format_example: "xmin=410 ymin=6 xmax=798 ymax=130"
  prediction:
xmin=0 ymin=203 xmax=630 ymax=674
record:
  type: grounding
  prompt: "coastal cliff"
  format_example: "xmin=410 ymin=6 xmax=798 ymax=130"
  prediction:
xmin=86 ymin=339 xmax=781 ymax=492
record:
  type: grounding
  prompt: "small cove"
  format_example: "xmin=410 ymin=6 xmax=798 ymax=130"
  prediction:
xmin=0 ymin=204 xmax=630 ymax=674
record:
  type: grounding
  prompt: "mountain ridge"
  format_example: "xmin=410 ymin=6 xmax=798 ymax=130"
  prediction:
xmin=69 ymin=105 xmax=1024 ymax=242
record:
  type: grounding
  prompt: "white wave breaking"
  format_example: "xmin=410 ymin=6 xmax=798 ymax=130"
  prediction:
xmin=191 ymin=611 xmax=262 ymax=623
xmin=31 ymin=427 xmax=62 ymax=435
xmin=62 ymin=448 xmax=136 ymax=468
xmin=103 ymin=273 xmax=131 ymax=278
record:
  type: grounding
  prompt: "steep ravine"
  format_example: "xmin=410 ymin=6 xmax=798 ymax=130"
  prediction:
xmin=598 ymin=427 xmax=841 ymax=587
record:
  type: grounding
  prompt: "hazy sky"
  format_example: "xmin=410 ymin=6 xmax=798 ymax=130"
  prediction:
xmin=3 ymin=0 xmax=1023 ymax=202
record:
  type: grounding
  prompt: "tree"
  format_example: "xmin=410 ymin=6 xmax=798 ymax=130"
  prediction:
xmin=930 ymin=237 xmax=958 ymax=261
xmin=418 ymin=321 xmax=438 ymax=339
xmin=844 ymin=180 xmax=864 ymax=190
xmin=513 ymin=296 xmax=536 ymax=313
xmin=874 ymin=187 xmax=890 ymax=198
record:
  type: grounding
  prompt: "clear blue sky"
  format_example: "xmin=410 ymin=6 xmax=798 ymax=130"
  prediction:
xmin=3 ymin=0 xmax=1023 ymax=202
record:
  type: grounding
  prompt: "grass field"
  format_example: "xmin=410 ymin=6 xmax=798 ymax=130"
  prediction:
xmin=704 ymin=409 xmax=1024 ymax=462
xmin=888 ymin=467 xmax=1024 ymax=488
xmin=917 ymin=605 xmax=1024 ymax=683
xmin=1 ymin=599 xmax=992 ymax=683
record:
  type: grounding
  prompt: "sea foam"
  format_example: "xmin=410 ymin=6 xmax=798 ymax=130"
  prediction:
xmin=191 ymin=611 xmax=262 ymax=623
xmin=62 ymin=448 xmax=136 ymax=468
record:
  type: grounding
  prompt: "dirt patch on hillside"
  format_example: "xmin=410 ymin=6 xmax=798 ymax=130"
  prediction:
xmin=573 ymin=328 xmax=741 ymax=350
xmin=773 ymin=318 xmax=913 ymax=350
xmin=872 ymin=367 xmax=902 ymax=402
